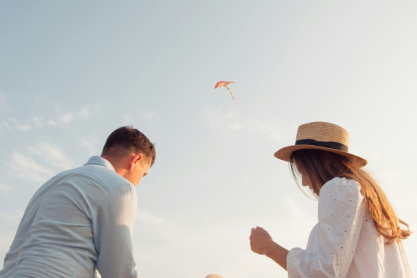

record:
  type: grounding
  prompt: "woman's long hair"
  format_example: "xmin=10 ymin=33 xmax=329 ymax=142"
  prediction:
xmin=290 ymin=149 xmax=411 ymax=244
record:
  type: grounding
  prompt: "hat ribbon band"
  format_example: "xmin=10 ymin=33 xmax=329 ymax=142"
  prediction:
xmin=295 ymin=139 xmax=348 ymax=152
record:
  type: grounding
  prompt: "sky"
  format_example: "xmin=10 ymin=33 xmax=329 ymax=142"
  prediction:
xmin=0 ymin=1 xmax=416 ymax=277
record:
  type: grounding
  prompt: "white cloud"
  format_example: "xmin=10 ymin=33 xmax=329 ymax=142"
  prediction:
xmin=0 ymin=106 xmax=97 ymax=132
xmin=46 ymin=119 xmax=57 ymax=126
xmin=9 ymin=152 xmax=55 ymax=182
xmin=0 ymin=211 xmax=24 ymax=225
xmin=0 ymin=183 xmax=11 ymax=192
xmin=78 ymin=107 xmax=93 ymax=119
xmin=17 ymin=124 xmax=31 ymax=131
xmin=204 ymin=107 xmax=293 ymax=142
xmin=28 ymin=143 xmax=73 ymax=170
xmin=79 ymin=135 xmax=101 ymax=156
xmin=9 ymin=143 xmax=73 ymax=183
xmin=30 ymin=117 xmax=43 ymax=127
xmin=59 ymin=112 xmax=74 ymax=124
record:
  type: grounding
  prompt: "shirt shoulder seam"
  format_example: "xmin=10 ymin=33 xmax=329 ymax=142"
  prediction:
xmin=93 ymin=183 xmax=135 ymax=215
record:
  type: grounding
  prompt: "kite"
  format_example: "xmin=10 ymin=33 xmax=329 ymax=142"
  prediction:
xmin=214 ymin=81 xmax=235 ymax=100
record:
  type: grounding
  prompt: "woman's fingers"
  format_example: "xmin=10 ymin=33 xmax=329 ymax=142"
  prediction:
xmin=250 ymin=227 xmax=273 ymax=255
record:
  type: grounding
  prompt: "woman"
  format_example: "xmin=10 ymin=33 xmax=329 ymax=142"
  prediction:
xmin=249 ymin=121 xmax=412 ymax=277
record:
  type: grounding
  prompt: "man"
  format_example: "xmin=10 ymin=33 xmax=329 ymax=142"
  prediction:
xmin=0 ymin=126 xmax=155 ymax=278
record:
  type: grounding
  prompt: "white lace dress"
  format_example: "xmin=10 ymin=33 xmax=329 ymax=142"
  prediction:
xmin=287 ymin=177 xmax=412 ymax=278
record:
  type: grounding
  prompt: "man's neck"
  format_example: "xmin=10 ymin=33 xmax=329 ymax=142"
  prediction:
xmin=101 ymin=155 xmax=126 ymax=177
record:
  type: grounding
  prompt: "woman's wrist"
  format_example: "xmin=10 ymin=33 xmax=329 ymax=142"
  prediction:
xmin=265 ymin=241 xmax=279 ymax=258
xmin=265 ymin=241 xmax=289 ymax=270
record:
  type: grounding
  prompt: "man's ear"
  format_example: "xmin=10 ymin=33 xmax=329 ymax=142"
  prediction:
xmin=136 ymin=154 xmax=143 ymax=163
xmin=129 ymin=154 xmax=143 ymax=169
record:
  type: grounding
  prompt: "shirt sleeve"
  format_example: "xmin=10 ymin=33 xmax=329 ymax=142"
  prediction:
xmin=93 ymin=184 xmax=138 ymax=278
xmin=287 ymin=178 xmax=365 ymax=278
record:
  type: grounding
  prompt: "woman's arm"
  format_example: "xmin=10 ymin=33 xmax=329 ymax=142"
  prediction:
xmin=250 ymin=226 xmax=289 ymax=270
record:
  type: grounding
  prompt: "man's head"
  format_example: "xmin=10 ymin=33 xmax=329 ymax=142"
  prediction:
xmin=101 ymin=126 xmax=155 ymax=186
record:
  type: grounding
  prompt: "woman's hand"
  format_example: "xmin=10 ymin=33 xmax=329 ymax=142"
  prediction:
xmin=249 ymin=226 xmax=289 ymax=270
xmin=249 ymin=226 xmax=273 ymax=255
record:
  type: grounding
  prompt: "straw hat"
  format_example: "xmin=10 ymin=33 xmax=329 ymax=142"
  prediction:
xmin=205 ymin=275 xmax=224 ymax=278
xmin=274 ymin=121 xmax=367 ymax=167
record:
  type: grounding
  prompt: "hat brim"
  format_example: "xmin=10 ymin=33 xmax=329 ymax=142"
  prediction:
xmin=274 ymin=145 xmax=368 ymax=167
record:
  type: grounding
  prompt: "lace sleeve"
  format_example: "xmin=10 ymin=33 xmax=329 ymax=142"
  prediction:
xmin=287 ymin=178 xmax=365 ymax=278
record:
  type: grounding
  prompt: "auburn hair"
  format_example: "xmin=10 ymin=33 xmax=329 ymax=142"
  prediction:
xmin=290 ymin=149 xmax=411 ymax=244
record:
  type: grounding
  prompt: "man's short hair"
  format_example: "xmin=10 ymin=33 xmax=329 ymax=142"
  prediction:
xmin=102 ymin=126 xmax=156 ymax=166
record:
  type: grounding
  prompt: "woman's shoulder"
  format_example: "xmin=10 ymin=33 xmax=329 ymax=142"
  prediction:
xmin=318 ymin=177 xmax=365 ymax=221
xmin=319 ymin=177 xmax=364 ymax=202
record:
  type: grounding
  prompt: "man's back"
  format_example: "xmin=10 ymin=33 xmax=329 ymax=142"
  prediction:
xmin=0 ymin=156 xmax=138 ymax=278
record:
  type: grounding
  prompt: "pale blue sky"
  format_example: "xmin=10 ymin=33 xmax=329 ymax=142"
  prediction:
xmin=1 ymin=1 xmax=416 ymax=277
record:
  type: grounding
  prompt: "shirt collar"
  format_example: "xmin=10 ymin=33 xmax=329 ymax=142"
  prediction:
xmin=84 ymin=156 xmax=115 ymax=172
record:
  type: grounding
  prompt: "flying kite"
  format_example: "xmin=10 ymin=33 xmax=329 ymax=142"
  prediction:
xmin=214 ymin=81 xmax=235 ymax=100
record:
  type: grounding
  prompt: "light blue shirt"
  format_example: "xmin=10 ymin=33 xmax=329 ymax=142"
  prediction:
xmin=0 ymin=156 xmax=138 ymax=278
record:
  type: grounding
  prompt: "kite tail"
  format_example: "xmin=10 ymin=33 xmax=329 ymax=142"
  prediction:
xmin=225 ymin=85 xmax=235 ymax=100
